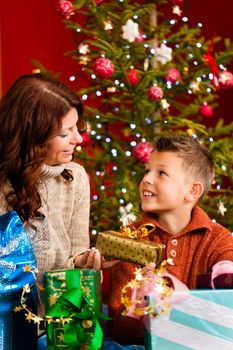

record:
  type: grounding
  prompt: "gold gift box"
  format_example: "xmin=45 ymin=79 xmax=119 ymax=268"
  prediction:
xmin=95 ymin=230 xmax=165 ymax=266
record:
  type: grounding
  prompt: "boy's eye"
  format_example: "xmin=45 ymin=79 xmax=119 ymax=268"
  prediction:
xmin=159 ymin=170 xmax=167 ymax=176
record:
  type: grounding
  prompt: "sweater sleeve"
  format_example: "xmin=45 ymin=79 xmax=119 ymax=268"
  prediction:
xmin=108 ymin=261 xmax=144 ymax=345
xmin=67 ymin=166 xmax=90 ymax=268
xmin=208 ymin=223 xmax=233 ymax=270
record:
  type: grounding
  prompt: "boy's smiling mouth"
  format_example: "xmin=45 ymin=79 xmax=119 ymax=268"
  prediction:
xmin=143 ymin=190 xmax=155 ymax=197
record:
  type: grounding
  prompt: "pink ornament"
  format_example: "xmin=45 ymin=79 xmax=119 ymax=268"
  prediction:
xmin=94 ymin=57 xmax=114 ymax=78
xmin=95 ymin=0 xmax=103 ymax=3
xmin=133 ymin=142 xmax=154 ymax=163
xmin=148 ymin=86 xmax=164 ymax=101
xmin=127 ymin=69 xmax=141 ymax=86
xmin=56 ymin=0 xmax=74 ymax=18
xmin=135 ymin=30 xmax=144 ymax=43
xmin=200 ymin=103 xmax=213 ymax=118
xmin=80 ymin=133 xmax=91 ymax=147
xmin=166 ymin=68 xmax=180 ymax=83
xmin=219 ymin=70 xmax=233 ymax=89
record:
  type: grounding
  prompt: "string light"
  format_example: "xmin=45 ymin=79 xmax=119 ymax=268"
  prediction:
xmin=111 ymin=149 xmax=118 ymax=157
xmin=130 ymin=123 xmax=136 ymax=129
xmin=221 ymin=165 xmax=227 ymax=171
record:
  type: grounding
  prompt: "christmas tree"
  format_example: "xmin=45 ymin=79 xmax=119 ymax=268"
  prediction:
xmin=55 ymin=0 xmax=233 ymax=234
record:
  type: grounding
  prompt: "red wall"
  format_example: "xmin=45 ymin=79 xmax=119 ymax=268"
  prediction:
xmin=0 ymin=0 xmax=233 ymax=119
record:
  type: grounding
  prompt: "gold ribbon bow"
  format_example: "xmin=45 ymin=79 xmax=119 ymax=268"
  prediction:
xmin=120 ymin=223 xmax=156 ymax=239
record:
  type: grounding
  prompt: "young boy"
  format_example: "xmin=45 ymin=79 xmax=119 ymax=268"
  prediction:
xmin=108 ymin=134 xmax=233 ymax=345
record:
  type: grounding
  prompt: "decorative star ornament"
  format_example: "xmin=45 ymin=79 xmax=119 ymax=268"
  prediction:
xmin=154 ymin=43 xmax=172 ymax=65
xmin=49 ymin=294 xmax=59 ymax=306
xmin=122 ymin=19 xmax=139 ymax=43
xmin=218 ymin=201 xmax=227 ymax=216
xmin=119 ymin=203 xmax=137 ymax=226
xmin=23 ymin=265 xmax=32 ymax=272
xmin=172 ymin=5 xmax=182 ymax=16
xmin=144 ymin=58 xmax=149 ymax=71
xmin=104 ymin=20 xmax=113 ymax=31
xmin=190 ymin=81 xmax=200 ymax=92
xmin=161 ymin=99 xmax=170 ymax=111
xmin=78 ymin=44 xmax=90 ymax=55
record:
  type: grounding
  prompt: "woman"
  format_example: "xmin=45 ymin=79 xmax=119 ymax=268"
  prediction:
xmin=0 ymin=73 xmax=102 ymax=273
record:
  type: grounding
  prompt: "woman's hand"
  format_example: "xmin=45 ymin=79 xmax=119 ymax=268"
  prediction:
xmin=74 ymin=248 xmax=102 ymax=269
xmin=74 ymin=248 xmax=119 ymax=270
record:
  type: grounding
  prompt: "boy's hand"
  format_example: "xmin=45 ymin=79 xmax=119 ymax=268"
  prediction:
xmin=141 ymin=262 xmax=156 ymax=277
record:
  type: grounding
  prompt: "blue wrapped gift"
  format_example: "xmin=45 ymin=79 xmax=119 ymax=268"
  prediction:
xmin=145 ymin=289 xmax=233 ymax=350
xmin=0 ymin=211 xmax=37 ymax=350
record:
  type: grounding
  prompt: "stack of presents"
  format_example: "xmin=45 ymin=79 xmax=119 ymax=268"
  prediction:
xmin=1 ymin=213 xmax=233 ymax=349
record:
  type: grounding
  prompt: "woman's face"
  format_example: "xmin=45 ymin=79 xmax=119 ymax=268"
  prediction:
xmin=44 ymin=108 xmax=83 ymax=165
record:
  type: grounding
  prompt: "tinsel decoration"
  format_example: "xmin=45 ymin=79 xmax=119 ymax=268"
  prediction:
xmin=121 ymin=260 xmax=174 ymax=318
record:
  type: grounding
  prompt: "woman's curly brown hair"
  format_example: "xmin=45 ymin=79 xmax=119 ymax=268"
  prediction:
xmin=0 ymin=73 xmax=85 ymax=221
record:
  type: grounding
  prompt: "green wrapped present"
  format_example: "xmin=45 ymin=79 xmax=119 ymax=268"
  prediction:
xmin=95 ymin=224 xmax=165 ymax=266
xmin=44 ymin=269 xmax=103 ymax=350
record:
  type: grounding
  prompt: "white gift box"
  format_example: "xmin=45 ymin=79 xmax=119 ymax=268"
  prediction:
xmin=145 ymin=290 xmax=233 ymax=350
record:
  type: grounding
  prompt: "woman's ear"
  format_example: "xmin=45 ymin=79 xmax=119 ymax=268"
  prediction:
xmin=186 ymin=182 xmax=204 ymax=202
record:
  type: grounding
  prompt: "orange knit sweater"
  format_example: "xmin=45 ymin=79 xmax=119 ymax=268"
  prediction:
xmin=108 ymin=206 xmax=233 ymax=345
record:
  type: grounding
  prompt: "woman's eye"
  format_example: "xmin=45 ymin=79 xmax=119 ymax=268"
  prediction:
xmin=59 ymin=133 xmax=68 ymax=138
xmin=159 ymin=170 xmax=167 ymax=176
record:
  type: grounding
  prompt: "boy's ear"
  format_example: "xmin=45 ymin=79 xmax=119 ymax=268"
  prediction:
xmin=186 ymin=182 xmax=204 ymax=202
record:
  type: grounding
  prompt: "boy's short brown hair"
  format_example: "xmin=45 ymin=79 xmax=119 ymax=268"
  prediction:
xmin=154 ymin=135 xmax=215 ymax=199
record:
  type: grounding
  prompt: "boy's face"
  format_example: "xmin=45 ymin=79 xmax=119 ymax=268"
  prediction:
xmin=140 ymin=150 xmax=193 ymax=214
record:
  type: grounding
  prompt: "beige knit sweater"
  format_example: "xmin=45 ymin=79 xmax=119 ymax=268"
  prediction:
xmin=0 ymin=162 xmax=90 ymax=274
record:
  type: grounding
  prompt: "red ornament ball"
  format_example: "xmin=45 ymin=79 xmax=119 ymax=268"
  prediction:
xmin=80 ymin=133 xmax=91 ymax=147
xmin=219 ymin=70 xmax=233 ymax=89
xmin=133 ymin=142 xmax=154 ymax=163
xmin=148 ymin=86 xmax=164 ymax=101
xmin=127 ymin=69 xmax=141 ymax=86
xmin=166 ymin=68 xmax=180 ymax=83
xmin=169 ymin=0 xmax=184 ymax=5
xmin=56 ymin=0 xmax=74 ymax=18
xmin=200 ymin=103 xmax=213 ymax=118
xmin=95 ymin=0 xmax=104 ymax=3
xmin=94 ymin=57 xmax=114 ymax=78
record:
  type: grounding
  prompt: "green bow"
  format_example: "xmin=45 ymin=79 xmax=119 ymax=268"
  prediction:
xmin=45 ymin=269 xmax=105 ymax=349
